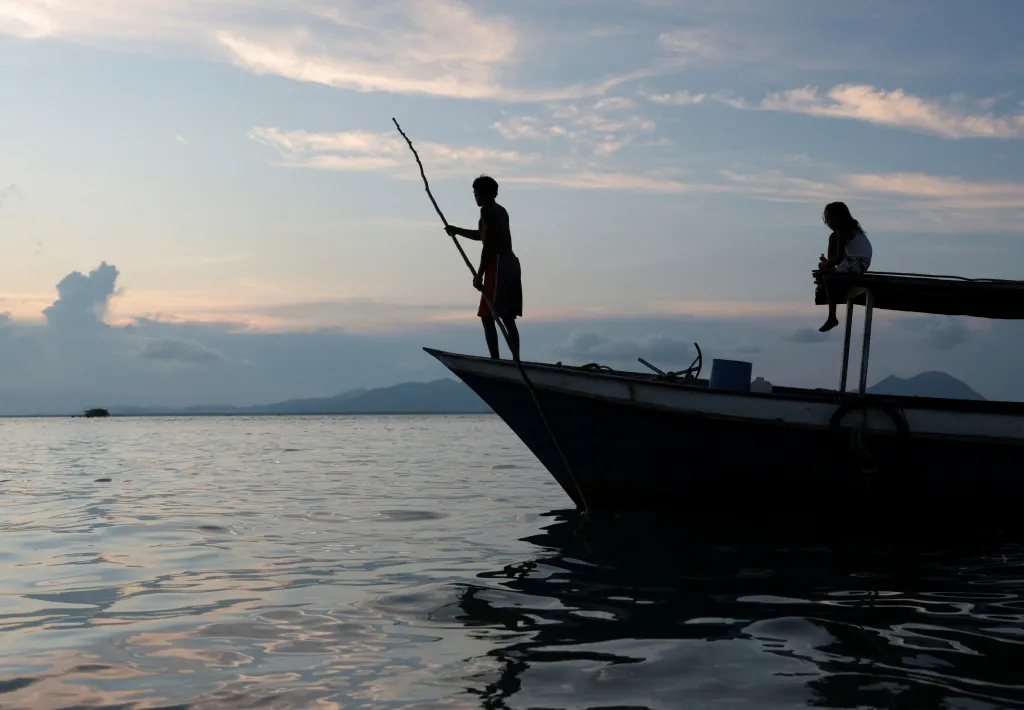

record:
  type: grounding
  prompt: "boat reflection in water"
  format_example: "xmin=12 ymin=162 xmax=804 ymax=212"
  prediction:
xmin=444 ymin=509 xmax=1024 ymax=709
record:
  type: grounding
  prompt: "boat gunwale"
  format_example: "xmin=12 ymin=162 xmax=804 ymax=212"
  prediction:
xmin=428 ymin=350 xmax=1024 ymax=446
xmin=423 ymin=346 xmax=1024 ymax=419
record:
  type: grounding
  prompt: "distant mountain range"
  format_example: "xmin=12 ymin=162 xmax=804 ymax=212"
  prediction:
xmin=111 ymin=378 xmax=493 ymax=416
xmin=106 ymin=369 xmax=985 ymax=417
xmin=868 ymin=371 xmax=985 ymax=400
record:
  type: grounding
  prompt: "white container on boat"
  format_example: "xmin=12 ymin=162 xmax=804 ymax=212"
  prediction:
xmin=750 ymin=376 xmax=773 ymax=394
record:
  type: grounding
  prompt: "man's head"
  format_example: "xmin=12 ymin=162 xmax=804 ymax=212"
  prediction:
xmin=472 ymin=175 xmax=499 ymax=206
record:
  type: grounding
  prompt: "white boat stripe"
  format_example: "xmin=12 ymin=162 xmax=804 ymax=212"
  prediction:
xmin=436 ymin=353 xmax=1024 ymax=442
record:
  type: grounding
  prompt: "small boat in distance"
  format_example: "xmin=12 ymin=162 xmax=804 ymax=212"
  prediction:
xmin=83 ymin=408 xmax=110 ymax=418
xmin=426 ymin=270 xmax=1024 ymax=534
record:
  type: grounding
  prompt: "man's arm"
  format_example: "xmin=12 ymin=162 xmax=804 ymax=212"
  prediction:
xmin=822 ymin=231 xmax=847 ymax=268
xmin=446 ymin=226 xmax=482 ymax=240
xmin=477 ymin=221 xmax=492 ymax=279
xmin=477 ymin=203 xmax=508 ymax=278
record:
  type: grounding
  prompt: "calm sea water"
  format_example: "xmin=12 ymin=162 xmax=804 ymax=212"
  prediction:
xmin=1 ymin=415 xmax=1022 ymax=710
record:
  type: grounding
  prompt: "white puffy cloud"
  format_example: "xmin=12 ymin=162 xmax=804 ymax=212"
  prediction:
xmin=138 ymin=337 xmax=227 ymax=364
xmin=752 ymin=84 xmax=1024 ymax=139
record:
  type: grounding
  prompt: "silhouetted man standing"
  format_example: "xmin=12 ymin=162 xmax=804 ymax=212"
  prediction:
xmin=445 ymin=175 xmax=523 ymax=360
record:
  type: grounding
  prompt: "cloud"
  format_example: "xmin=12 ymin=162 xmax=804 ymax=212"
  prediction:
xmin=653 ymin=13 xmax=981 ymax=76
xmin=642 ymin=90 xmax=706 ymax=105
xmin=138 ymin=337 xmax=226 ymax=364
xmin=785 ymin=327 xmax=832 ymax=344
xmin=247 ymin=119 xmax=1024 ymax=227
xmin=0 ymin=1 xmax=56 ymax=38
xmin=0 ymin=260 xmax=1021 ymax=414
xmin=685 ymin=82 xmax=1024 ymax=140
xmin=2 ymin=253 xmax=1016 ymax=416
xmin=248 ymin=127 xmax=539 ymax=174
xmin=655 ymin=24 xmax=838 ymax=71
xmin=551 ymin=103 xmax=657 ymax=135
xmin=491 ymin=117 xmax=567 ymax=141
xmin=719 ymin=168 xmax=1024 ymax=231
xmin=5 ymin=0 xmax=519 ymax=98
xmin=899 ymin=317 xmax=974 ymax=351
xmin=718 ymin=170 xmax=838 ymax=204
xmin=41 ymin=262 xmax=121 ymax=331
xmin=502 ymin=172 xmax=705 ymax=194
xmin=548 ymin=331 xmax=698 ymax=368
xmin=248 ymin=121 xmax=710 ymax=193
xmin=709 ymin=91 xmax=749 ymax=110
xmin=218 ymin=19 xmax=671 ymax=102
xmin=757 ymin=84 xmax=1024 ymax=139
xmin=592 ymin=96 xmax=636 ymax=111
xmin=845 ymin=173 xmax=1024 ymax=210
xmin=2 ymin=0 xmax=668 ymax=102
xmin=923 ymin=321 xmax=972 ymax=350
xmin=0 ymin=184 xmax=19 ymax=208
xmin=657 ymin=27 xmax=734 ymax=61
xmin=229 ymin=297 xmax=471 ymax=332
xmin=213 ymin=5 xmax=518 ymax=101
xmin=491 ymin=98 xmax=658 ymax=156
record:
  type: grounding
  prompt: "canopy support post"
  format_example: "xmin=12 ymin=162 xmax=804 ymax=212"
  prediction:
xmin=839 ymin=300 xmax=855 ymax=393
xmin=858 ymin=289 xmax=875 ymax=397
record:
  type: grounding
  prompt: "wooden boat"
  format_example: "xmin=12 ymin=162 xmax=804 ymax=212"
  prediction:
xmin=426 ymin=270 xmax=1024 ymax=531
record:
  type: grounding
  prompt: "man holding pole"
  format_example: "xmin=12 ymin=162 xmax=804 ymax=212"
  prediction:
xmin=445 ymin=175 xmax=522 ymax=361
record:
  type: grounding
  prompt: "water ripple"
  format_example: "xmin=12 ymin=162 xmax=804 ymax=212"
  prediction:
xmin=0 ymin=415 xmax=1021 ymax=709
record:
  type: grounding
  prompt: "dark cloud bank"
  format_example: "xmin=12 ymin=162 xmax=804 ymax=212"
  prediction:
xmin=0 ymin=261 xmax=1020 ymax=415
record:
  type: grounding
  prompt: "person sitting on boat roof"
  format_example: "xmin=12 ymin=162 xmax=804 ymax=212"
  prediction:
xmin=445 ymin=175 xmax=524 ymax=360
xmin=817 ymin=201 xmax=872 ymax=332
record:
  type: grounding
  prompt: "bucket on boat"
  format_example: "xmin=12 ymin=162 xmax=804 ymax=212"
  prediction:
xmin=709 ymin=359 xmax=753 ymax=393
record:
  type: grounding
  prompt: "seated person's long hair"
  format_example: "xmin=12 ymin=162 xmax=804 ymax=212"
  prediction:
xmin=822 ymin=201 xmax=866 ymax=236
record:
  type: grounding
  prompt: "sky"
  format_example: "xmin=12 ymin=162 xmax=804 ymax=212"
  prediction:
xmin=1 ymin=0 xmax=1024 ymax=413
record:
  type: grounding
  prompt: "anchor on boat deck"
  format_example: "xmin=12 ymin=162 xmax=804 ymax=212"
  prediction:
xmin=637 ymin=343 xmax=703 ymax=382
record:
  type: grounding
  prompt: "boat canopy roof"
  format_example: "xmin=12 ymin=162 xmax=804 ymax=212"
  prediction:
xmin=814 ymin=270 xmax=1024 ymax=319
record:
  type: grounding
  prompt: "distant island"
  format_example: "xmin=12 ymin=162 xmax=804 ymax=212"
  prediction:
xmin=101 ymin=370 xmax=987 ymax=417
xmin=110 ymin=378 xmax=494 ymax=416
xmin=867 ymin=371 xmax=985 ymax=400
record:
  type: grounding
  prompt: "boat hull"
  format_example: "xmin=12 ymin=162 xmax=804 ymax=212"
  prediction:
xmin=426 ymin=348 xmax=1024 ymax=528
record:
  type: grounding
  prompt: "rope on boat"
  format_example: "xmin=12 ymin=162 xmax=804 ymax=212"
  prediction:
xmin=392 ymin=118 xmax=591 ymax=513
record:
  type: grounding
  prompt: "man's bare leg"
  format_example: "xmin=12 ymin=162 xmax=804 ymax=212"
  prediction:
xmin=481 ymin=316 xmax=501 ymax=359
xmin=819 ymin=292 xmax=840 ymax=332
xmin=501 ymin=317 xmax=520 ymax=360
xmin=819 ymin=232 xmax=842 ymax=332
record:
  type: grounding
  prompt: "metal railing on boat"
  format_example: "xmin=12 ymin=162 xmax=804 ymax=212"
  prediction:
xmin=839 ymin=286 xmax=872 ymax=396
